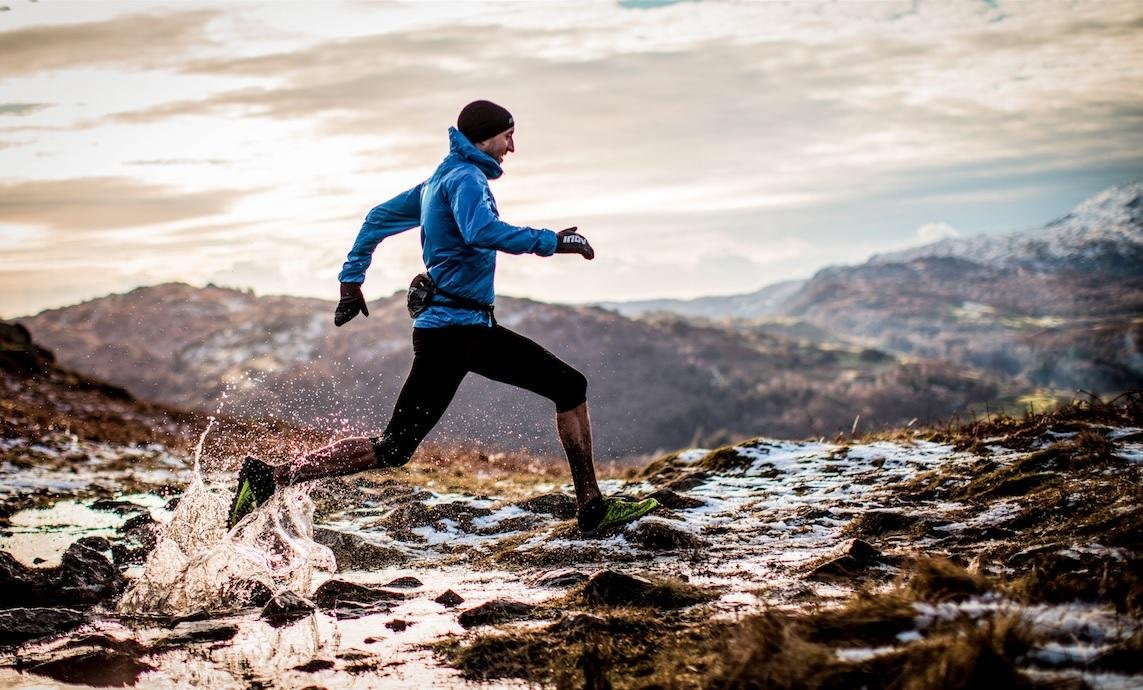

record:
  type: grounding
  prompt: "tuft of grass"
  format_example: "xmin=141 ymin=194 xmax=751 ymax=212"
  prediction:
xmin=906 ymin=558 xmax=992 ymax=603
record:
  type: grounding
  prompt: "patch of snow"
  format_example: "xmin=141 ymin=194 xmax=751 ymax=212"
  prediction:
xmin=676 ymin=448 xmax=710 ymax=464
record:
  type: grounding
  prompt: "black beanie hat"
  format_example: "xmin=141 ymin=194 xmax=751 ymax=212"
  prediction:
xmin=457 ymin=100 xmax=514 ymax=144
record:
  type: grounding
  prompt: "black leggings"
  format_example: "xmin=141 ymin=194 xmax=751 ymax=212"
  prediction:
xmin=370 ymin=325 xmax=587 ymax=468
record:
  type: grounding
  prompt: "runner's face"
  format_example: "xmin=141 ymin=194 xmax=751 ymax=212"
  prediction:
xmin=478 ymin=127 xmax=515 ymax=164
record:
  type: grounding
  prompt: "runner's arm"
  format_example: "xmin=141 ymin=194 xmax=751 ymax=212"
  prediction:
xmin=338 ymin=183 xmax=425 ymax=283
xmin=447 ymin=174 xmax=557 ymax=256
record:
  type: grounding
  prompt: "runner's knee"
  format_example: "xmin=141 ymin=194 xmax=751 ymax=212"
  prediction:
xmin=554 ymin=367 xmax=588 ymax=413
xmin=369 ymin=435 xmax=413 ymax=469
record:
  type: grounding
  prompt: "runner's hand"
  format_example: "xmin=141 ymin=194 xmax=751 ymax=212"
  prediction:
xmin=555 ymin=227 xmax=595 ymax=260
xmin=334 ymin=282 xmax=369 ymax=326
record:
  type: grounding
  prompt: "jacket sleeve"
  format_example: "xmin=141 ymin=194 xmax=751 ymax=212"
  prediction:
xmin=337 ymin=183 xmax=424 ymax=283
xmin=446 ymin=172 xmax=558 ymax=256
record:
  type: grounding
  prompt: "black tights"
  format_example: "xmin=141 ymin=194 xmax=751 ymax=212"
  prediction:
xmin=370 ymin=325 xmax=587 ymax=468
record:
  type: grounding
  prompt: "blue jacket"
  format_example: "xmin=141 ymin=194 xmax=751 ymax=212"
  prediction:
xmin=338 ymin=128 xmax=558 ymax=328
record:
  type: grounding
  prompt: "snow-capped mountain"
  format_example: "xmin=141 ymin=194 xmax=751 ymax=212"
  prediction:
xmin=868 ymin=182 xmax=1143 ymax=276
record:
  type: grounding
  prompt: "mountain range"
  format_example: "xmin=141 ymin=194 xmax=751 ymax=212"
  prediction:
xmin=601 ymin=182 xmax=1143 ymax=393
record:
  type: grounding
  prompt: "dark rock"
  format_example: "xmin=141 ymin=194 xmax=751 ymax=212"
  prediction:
xmin=110 ymin=544 xmax=149 ymax=566
xmin=581 ymin=569 xmax=710 ymax=608
xmin=845 ymin=510 xmax=919 ymax=537
xmin=382 ymin=576 xmax=422 ymax=589
xmin=90 ymin=499 xmax=145 ymax=515
xmin=458 ymin=599 xmax=535 ymax=628
xmin=261 ymin=591 xmax=315 ymax=627
xmin=384 ymin=619 xmax=410 ymax=632
xmin=807 ymin=539 xmax=884 ymax=580
xmin=626 ymin=519 xmax=707 ymax=551
xmin=512 ymin=492 xmax=577 ymax=519
xmin=364 ymin=637 xmax=379 ymax=644
xmin=313 ymin=528 xmax=408 ymax=571
xmin=663 ymin=472 xmax=710 ymax=492
xmin=75 ymin=537 xmax=112 ymax=552
xmin=644 ymin=489 xmax=705 ymax=510
xmin=156 ymin=623 xmax=238 ymax=647
xmin=0 ymin=607 xmax=88 ymax=645
xmin=0 ymin=543 xmax=127 ymax=608
xmin=533 ymin=568 xmax=588 ymax=588
xmin=119 ymin=513 xmax=155 ymax=532
xmin=32 ymin=557 xmax=45 ymax=565
xmin=19 ymin=648 xmax=157 ymax=689
xmin=164 ymin=496 xmax=182 ymax=511
xmin=312 ymin=580 xmax=406 ymax=608
xmin=434 ymin=589 xmax=464 ymax=607
xmin=292 ymin=659 xmax=335 ymax=672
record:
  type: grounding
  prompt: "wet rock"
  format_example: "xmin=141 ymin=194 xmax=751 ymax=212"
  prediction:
xmin=807 ymin=539 xmax=884 ymax=580
xmin=312 ymin=580 xmax=406 ymax=608
xmin=164 ymin=496 xmax=182 ymax=511
xmin=458 ymin=599 xmax=535 ymax=628
xmin=75 ymin=536 xmax=112 ymax=552
xmin=581 ymin=569 xmax=711 ymax=608
xmin=382 ymin=576 xmax=423 ymax=589
xmin=156 ymin=623 xmax=238 ymax=647
xmin=644 ymin=488 xmax=706 ymax=510
xmin=0 ymin=607 xmax=89 ymax=645
xmin=512 ymin=492 xmax=577 ymax=519
xmin=385 ymin=619 xmax=411 ymax=632
xmin=261 ymin=591 xmax=316 ymax=627
xmin=17 ymin=637 xmax=156 ymax=687
xmin=313 ymin=528 xmax=409 ymax=570
xmin=293 ymin=659 xmax=335 ymax=672
xmin=90 ymin=499 xmax=145 ymax=515
xmin=844 ymin=510 xmax=919 ymax=537
xmin=1 ymin=543 xmax=126 ymax=609
xmin=533 ymin=568 xmax=588 ymax=588
xmin=110 ymin=543 xmax=150 ymax=567
xmin=119 ymin=512 xmax=155 ymax=532
xmin=626 ymin=518 xmax=707 ymax=551
xmin=434 ymin=589 xmax=464 ymax=607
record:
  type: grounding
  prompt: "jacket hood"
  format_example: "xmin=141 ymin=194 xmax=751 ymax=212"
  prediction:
xmin=448 ymin=127 xmax=503 ymax=180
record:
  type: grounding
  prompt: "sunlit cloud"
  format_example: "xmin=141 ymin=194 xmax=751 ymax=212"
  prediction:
xmin=1 ymin=0 xmax=1141 ymax=316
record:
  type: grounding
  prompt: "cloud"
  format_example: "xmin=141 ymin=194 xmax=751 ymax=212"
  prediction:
xmin=0 ymin=9 xmax=218 ymax=78
xmin=914 ymin=222 xmax=960 ymax=244
xmin=0 ymin=177 xmax=250 ymax=231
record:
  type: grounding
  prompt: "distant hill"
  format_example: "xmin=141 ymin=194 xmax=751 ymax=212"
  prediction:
xmin=18 ymin=284 xmax=1004 ymax=458
xmin=600 ymin=183 xmax=1143 ymax=394
xmin=595 ymin=279 xmax=806 ymax=319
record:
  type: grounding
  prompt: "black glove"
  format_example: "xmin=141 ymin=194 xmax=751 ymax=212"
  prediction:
xmin=334 ymin=282 xmax=369 ymax=327
xmin=555 ymin=226 xmax=595 ymax=260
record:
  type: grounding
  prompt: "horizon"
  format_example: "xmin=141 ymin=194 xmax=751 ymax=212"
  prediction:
xmin=2 ymin=0 xmax=1141 ymax=318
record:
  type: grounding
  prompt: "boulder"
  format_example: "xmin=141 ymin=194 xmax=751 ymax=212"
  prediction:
xmin=512 ymin=493 xmax=577 ymax=519
xmin=385 ymin=619 xmax=411 ymax=632
xmin=261 ymin=592 xmax=315 ymax=627
xmin=0 ymin=607 xmax=89 ymax=646
xmin=626 ymin=519 xmax=707 ymax=551
xmin=644 ymin=489 xmax=706 ymax=510
xmin=382 ymin=576 xmax=423 ymax=589
xmin=312 ymin=580 xmax=406 ymax=608
xmin=0 ymin=544 xmax=126 ymax=609
xmin=457 ymin=599 xmax=535 ymax=628
xmin=313 ymin=528 xmax=408 ymax=571
xmin=807 ymin=539 xmax=884 ymax=580
xmin=434 ymin=589 xmax=464 ymax=607
xmin=581 ymin=569 xmax=710 ymax=608
xmin=533 ymin=568 xmax=588 ymax=588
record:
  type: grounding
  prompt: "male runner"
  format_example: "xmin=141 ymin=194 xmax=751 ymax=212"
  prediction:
xmin=229 ymin=100 xmax=657 ymax=534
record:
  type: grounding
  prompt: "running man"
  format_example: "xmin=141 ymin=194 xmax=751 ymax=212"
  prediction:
xmin=229 ymin=100 xmax=658 ymax=534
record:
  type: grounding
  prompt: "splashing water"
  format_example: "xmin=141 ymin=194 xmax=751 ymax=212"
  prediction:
xmin=119 ymin=418 xmax=335 ymax=617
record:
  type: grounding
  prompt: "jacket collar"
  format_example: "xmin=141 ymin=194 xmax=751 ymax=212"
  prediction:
xmin=448 ymin=127 xmax=503 ymax=180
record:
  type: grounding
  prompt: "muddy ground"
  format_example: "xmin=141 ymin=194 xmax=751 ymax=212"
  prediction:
xmin=1 ymin=337 xmax=1140 ymax=690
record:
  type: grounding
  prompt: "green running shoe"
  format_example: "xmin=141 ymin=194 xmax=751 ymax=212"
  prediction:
xmin=578 ymin=496 xmax=660 ymax=534
xmin=227 ymin=456 xmax=276 ymax=528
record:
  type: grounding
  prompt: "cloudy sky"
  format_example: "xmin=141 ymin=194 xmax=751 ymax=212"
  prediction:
xmin=1 ymin=0 xmax=1141 ymax=318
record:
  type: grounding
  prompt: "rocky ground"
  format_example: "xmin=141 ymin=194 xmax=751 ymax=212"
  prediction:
xmin=0 ymin=323 xmax=1140 ymax=688
xmin=1 ymin=389 xmax=1140 ymax=688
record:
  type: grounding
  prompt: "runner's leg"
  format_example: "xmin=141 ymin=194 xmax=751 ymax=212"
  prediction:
xmin=467 ymin=325 xmax=602 ymax=508
xmin=278 ymin=328 xmax=468 ymax=484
